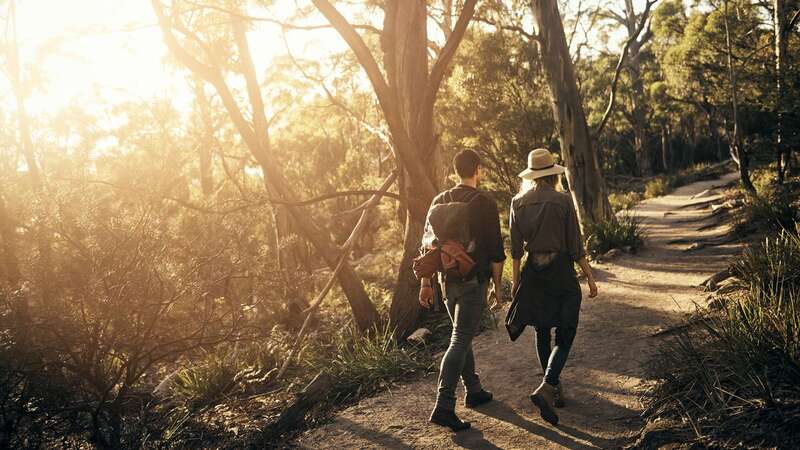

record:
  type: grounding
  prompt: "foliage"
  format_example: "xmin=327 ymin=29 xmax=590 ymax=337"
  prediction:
xmin=644 ymin=177 xmax=672 ymax=198
xmin=584 ymin=213 xmax=645 ymax=258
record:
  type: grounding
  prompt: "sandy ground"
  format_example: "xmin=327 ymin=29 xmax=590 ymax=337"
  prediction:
xmin=296 ymin=172 xmax=743 ymax=450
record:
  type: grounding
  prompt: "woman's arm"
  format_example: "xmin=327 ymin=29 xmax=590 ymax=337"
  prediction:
xmin=576 ymin=256 xmax=598 ymax=298
xmin=511 ymin=258 xmax=521 ymax=296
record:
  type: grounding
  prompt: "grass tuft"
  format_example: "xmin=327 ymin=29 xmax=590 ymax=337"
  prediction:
xmin=608 ymin=191 xmax=643 ymax=211
xmin=585 ymin=213 xmax=645 ymax=258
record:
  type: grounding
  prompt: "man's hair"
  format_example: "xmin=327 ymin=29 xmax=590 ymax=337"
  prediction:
xmin=453 ymin=149 xmax=481 ymax=178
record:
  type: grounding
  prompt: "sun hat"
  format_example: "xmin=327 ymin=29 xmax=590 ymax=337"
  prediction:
xmin=518 ymin=148 xmax=567 ymax=180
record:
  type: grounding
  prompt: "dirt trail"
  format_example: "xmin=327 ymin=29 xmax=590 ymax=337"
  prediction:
xmin=297 ymin=172 xmax=742 ymax=449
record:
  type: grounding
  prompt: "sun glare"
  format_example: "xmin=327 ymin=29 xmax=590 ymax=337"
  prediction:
xmin=6 ymin=0 xmax=349 ymax=118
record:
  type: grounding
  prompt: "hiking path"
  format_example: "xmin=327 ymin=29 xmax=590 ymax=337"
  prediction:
xmin=297 ymin=172 xmax=742 ymax=449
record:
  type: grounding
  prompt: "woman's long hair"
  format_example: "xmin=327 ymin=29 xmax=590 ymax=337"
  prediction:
xmin=518 ymin=174 xmax=560 ymax=196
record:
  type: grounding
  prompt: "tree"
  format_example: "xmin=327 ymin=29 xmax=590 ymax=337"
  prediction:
xmin=598 ymin=0 xmax=657 ymax=176
xmin=721 ymin=0 xmax=756 ymax=194
xmin=529 ymin=0 xmax=615 ymax=226
xmin=151 ymin=1 xmax=379 ymax=331
xmin=311 ymin=0 xmax=479 ymax=338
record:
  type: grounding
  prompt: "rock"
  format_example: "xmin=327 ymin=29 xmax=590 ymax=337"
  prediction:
xmin=406 ymin=328 xmax=432 ymax=346
xmin=601 ymin=248 xmax=622 ymax=261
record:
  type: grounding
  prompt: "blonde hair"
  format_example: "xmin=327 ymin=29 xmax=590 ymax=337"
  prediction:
xmin=519 ymin=174 xmax=560 ymax=195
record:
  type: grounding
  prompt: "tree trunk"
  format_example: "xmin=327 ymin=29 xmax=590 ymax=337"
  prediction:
xmin=722 ymin=0 xmax=756 ymax=194
xmin=0 ymin=192 xmax=21 ymax=286
xmin=530 ymin=0 xmax=614 ymax=226
xmin=661 ymin=125 xmax=670 ymax=173
xmin=774 ymin=0 xmax=788 ymax=184
xmin=623 ymin=0 xmax=652 ymax=177
xmin=311 ymin=0 xmax=477 ymax=339
xmin=384 ymin=0 xmax=439 ymax=340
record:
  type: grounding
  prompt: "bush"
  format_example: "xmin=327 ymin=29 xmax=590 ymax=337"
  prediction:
xmin=738 ymin=193 xmax=797 ymax=234
xmin=644 ymin=177 xmax=672 ymax=198
xmin=608 ymin=191 xmax=643 ymax=211
xmin=585 ymin=213 xmax=645 ymax=258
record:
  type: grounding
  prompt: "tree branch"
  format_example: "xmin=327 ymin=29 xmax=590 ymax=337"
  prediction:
xmin=593 ymin=0 xmax=656 ymax=137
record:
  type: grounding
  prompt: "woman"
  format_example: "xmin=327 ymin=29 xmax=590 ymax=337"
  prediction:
xmin=505 ymin=148 xmax=598 ymax=426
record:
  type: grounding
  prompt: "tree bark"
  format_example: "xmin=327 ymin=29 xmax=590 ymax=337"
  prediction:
xmin=530 ymin=0 xmax=614 ymax=226
xmin=722 ymin=0 xmax=756 ymax=194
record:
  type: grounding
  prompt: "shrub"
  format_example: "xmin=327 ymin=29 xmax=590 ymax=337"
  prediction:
xmin=609 ymin=191 xmax=643 ymax=211
xmin=585 ymin=213 xmax=645 ymax=258
xmin=738 ymin=193 xmax=797 ymax=233
xmin=644 ymin=177 xmax=672 ymax=198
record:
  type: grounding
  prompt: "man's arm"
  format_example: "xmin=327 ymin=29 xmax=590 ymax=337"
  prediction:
xmin=484 ymin=198 xmax=505 ymax=304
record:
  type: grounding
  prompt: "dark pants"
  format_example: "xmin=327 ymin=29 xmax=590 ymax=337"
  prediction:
xmin=535 ymin=326 xmax=577 ymax=386
xmin=434 ymin=278 xmax=487 ymax=411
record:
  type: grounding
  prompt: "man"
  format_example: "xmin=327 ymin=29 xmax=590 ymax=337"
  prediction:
xmin=419 ymin=149 xmax=505 ymax=431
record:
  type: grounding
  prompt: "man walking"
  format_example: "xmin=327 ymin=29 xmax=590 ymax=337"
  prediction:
xmin=419 ymin=149 xmax=505 ymax=431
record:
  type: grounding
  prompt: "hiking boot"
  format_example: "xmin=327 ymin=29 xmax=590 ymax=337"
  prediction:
xmin=530 ymin=382 xmax=559 ymax=426
xmin=465 ymin=390 xmax=493 ymax=408
xmin=429 ymin=408 xmax=471 ymax=432
xmin=553 ymin=383 xmax=565 ymax=408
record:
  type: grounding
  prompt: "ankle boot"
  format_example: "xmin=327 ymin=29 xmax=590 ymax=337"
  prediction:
xmin=530 ymin=382 xmax=559 ymax=426
xmin=553 ymin=383 xmax=565 ymax=408
xmin=465 ymin=390 xmax=493 ymax=408
xmin=429 ymin=408 xmax=471 ymax=432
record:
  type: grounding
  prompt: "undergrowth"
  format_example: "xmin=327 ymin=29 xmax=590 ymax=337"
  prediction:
xmin=643 ymin=226 xmax=800 ymax=448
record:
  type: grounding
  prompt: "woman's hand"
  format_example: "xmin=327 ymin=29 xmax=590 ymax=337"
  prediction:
xmin=588 ymin=278 xmax=598 ymax=298
xmin=419 ymin=284 xmax=434 ymax=308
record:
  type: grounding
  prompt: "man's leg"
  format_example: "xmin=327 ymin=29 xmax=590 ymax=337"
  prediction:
xmin=460 ymin=346 xmax=481 ymax=394
xmin=543 ymin=327 xmax=577 ymax=386
xmin=432 ymin=280 xmax=486 ymax=427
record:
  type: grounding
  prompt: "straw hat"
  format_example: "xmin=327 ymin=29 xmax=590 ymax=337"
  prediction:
xmin=518 ymin=148 xmax=566 ymax=180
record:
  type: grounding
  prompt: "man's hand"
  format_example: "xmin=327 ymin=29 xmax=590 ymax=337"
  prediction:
xmin=419 ymin=284 xmax=434 ymax=308
xmin=587 ymin=278 xmax=598 ymax=298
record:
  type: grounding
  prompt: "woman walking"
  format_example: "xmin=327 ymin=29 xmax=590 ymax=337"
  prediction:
xmin=505 ymin=148 xmax=599 ymax=426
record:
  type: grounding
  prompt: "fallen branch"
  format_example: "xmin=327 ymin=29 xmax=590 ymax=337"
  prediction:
xmin=274 ymin=171 xmax=397 ymax=382
xmin=700 ymin=268 xmax=732 ymax=291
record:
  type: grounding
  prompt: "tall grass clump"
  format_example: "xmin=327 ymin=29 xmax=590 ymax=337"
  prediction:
xmin=585 ymin=213 xmax=645 ymax=258
xmin=310 ymin=324 xmax=433 ymax=405
xmin=732 ymin=229 xmax=800 ymax=296
xmin=644 ymin=231 xmax=800 ymax=447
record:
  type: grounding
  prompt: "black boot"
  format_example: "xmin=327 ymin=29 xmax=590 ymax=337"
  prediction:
xmin=465 ymin=390 xmax=493 ymax=408
xmin=429 ymin=408 xmax=471 ymax=432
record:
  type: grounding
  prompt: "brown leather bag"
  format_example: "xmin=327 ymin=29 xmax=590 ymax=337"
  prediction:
xmin=412 ymin=247 xmax=442 ymax=279
xmin=412 ymin=241 xmax=476 ymax=280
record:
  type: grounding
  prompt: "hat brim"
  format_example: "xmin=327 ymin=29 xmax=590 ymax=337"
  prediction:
xmin=518 ymin=164 xmax=566 ymax=180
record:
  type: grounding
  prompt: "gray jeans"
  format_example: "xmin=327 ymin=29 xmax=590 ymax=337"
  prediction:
xmin=435 ymin=278 xmax=487 ymax=411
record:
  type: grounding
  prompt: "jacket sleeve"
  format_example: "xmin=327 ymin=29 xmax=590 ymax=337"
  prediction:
xmin=484 ymin=197 xmax=506 ymax=263
xmin=509 ymin=200 xmax=524 ymax=260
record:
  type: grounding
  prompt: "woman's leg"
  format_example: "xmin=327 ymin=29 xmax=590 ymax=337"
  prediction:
xmin=534 ymin=327 xmax=552 ymax=374
xmin=543 ymin=327 xmax=577 ymax=386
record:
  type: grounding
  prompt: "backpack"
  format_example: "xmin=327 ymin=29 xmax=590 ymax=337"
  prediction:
xmin=413 ymin=190 xmax=479 ymax=280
